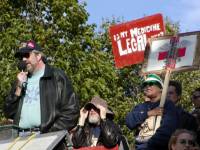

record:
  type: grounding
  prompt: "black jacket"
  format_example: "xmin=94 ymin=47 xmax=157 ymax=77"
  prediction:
xmin=72 ymin=119 xmax=122 ymax=149
xmin=4 ymin=64 xmax=79 ymax=133
xmin=176 ymin=105 xmax=198 ymax=131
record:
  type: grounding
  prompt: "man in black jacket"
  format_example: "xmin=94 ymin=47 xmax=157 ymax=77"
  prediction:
xmin=4 ymin=40 xmax=79 ymax=148
xmin=72 ymin=96 xmax=122 ymax=149
xmin=167 ymin=80 xmax=197 ymax=131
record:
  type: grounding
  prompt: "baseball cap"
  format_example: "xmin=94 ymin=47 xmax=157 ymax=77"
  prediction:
xmin=142 ymin=74 xmax=163 ymax=89
xmin=15 ymin=40 xmax=42 ymax=58
xmin=84 ymin=96 xmax=114 ymax=116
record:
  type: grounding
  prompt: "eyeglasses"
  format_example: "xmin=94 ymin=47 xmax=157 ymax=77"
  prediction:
xmin=142 ymin=82 xmax=162 ymax=89
xmin=178 ymin=139 xmax=196 ymax=147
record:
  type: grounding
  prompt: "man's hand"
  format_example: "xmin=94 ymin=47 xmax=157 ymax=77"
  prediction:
xmin=96 ymin=105 xmax=107 ymax=120
xmin=17 ymin=71 xmax=28 ymax=87
xmin=147 ymin=107 xmax=163 ymax=117
xmin=78 ymin=107 xmax=88 ymax=126
xmin=15 ymin=71 xmax=28 ymax=96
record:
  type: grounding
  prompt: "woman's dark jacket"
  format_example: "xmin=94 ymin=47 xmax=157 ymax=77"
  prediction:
xmin=72 ymin=119 xmax=122 ymax=149
xmin=4 ymin=64 xmax=79 ymax=133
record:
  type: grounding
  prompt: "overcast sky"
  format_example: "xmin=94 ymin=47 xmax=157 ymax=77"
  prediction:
xmin=83 ymin=0 xmax=200 ymax=33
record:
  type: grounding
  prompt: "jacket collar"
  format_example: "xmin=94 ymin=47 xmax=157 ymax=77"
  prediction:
xmin=42 ymin=64 xmax=54 ymax=78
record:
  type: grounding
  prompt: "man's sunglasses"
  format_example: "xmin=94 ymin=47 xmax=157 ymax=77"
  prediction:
xmin=142 ymin=81 xmax=162 ymax=89
xmin=18 ymin=53 xmax=30 ymax=60
xmin=178 ymin=139 xmax=196 ymax=147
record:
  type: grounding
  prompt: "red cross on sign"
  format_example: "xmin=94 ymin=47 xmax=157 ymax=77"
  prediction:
xmin=158 ymin=47 xmax=186 ymax=69
xmin=158 ymin=47 xmax=186 ymax=61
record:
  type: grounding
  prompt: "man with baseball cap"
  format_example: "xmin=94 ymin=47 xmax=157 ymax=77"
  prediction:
xmin=72 ymin=96 xmax=123 ymax=149
xmin=126 ymin=74 xmax=179 ymax=150
xmin=4 ymin=40 xmax=79 ymax=149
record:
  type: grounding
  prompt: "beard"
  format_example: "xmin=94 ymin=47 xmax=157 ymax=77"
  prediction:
xmin=26 ymin=64 xmax=34 ymax=74
xmin=88 ymin=115 xmax=100 ymax=125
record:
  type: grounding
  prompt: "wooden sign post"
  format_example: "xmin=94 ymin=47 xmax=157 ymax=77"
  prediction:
xmin=154 ymin=36 xmax=180 ymax=132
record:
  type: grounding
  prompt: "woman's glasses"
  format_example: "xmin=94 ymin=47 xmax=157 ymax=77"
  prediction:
xmin=178 ymin=139 xmax=196 ymax=147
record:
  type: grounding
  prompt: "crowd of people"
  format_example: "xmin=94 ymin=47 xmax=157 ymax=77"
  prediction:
xmin=125 ymin=75 xmax=200 ymax=150
xmin=3 ymin=40 xmax=200 ymax=150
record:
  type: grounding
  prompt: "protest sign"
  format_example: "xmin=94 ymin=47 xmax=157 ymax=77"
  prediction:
xmin=142 ymin=31 xmax=200 ymax=73
xmin=109 ymin=13 xmax=165 ymax=68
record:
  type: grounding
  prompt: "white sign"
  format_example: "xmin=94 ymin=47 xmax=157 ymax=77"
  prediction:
xmin=142 ymin=31 xmax=200 ymax=73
